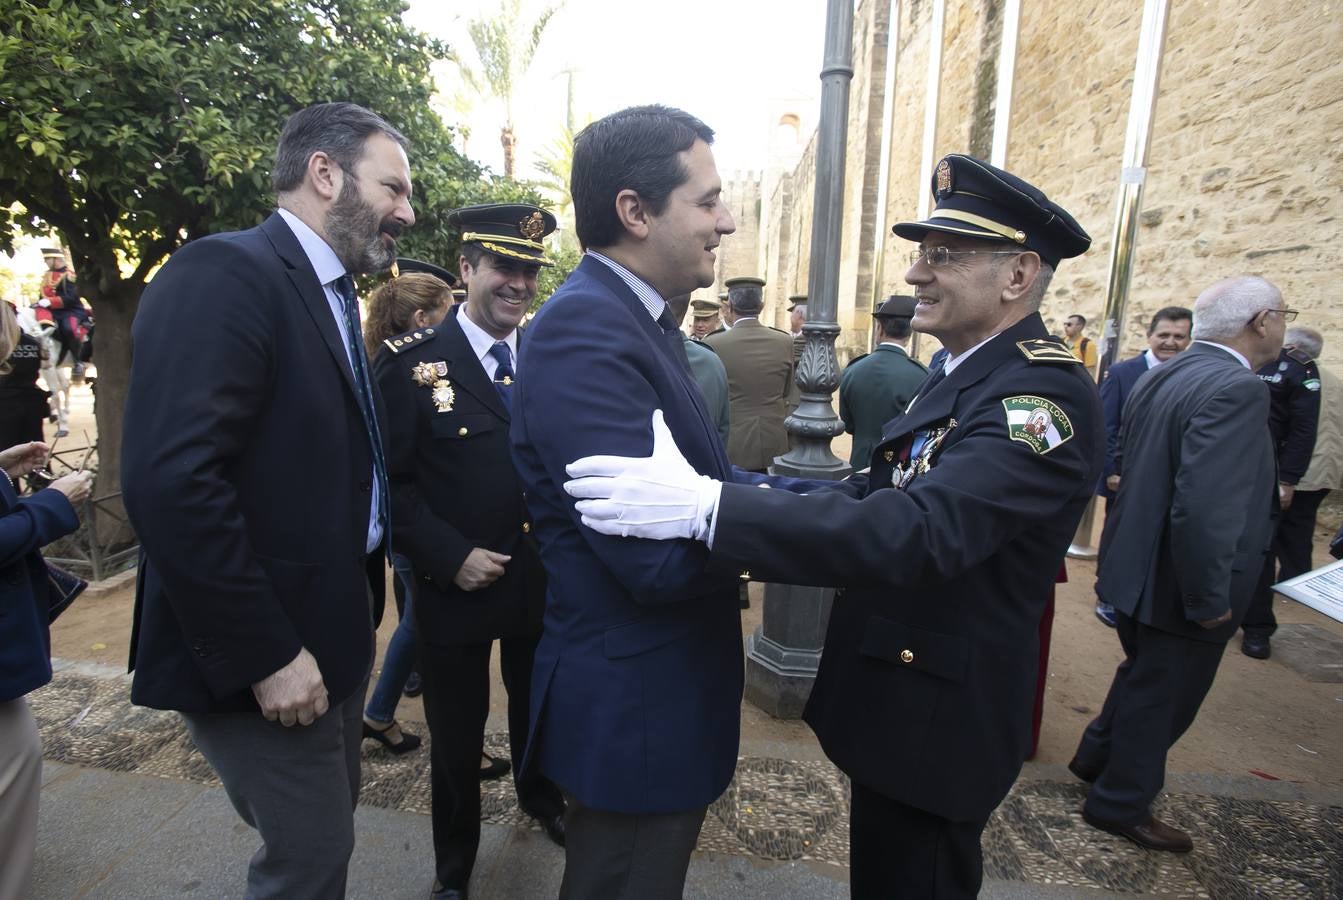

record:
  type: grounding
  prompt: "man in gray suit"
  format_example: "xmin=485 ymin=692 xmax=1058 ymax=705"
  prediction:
xmin=1070 ymin=276 xmax=1286 ymax=853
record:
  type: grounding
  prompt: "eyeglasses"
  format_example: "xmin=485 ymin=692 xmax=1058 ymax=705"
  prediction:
xmin=908 ymin=247 xmax=1024 ymax=268
xmin=1249 ymin=307 xmax=1299 ymax=323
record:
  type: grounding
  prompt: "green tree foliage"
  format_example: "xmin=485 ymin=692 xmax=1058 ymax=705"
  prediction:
xmin=0 ymin=0 xmax=541 ymax=497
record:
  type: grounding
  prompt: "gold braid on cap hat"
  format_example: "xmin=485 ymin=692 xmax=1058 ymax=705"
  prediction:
xmin=460 ymin=232 xmax=545 ymax=252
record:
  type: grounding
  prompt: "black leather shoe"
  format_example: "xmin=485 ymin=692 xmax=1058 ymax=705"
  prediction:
xmin=429 ymin=881 xmax=467 ymax=900
xmin=1082 ymin=809 xmax=1193 ymax=852
xmin=403 ymin=671 xmax=423 ymax=698
xmin=536 ymin=812 xmax=566 ymax=847
xmin=1067 ymin=757 xmax=1103 ymax=783
xmin=1094 ymin=602 xmax=1118 ymax=628
xmin=1241 ymin=635 xmax=1271 ymax=659
xmin=362 ymin=719 xmax=422 ymax=754
xmin=479 ymin=752 xmax=511 ymax=781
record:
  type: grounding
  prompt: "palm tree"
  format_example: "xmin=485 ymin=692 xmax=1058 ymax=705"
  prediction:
xmin=459 ymin=0 xmax=563 ymax=179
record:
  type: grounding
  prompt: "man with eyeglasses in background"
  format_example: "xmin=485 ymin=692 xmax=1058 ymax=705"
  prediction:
xmin=1240 ymin=305 xmax=1319 ymax=660
xmin=562 ymin=154 xmax=1103 ymax=897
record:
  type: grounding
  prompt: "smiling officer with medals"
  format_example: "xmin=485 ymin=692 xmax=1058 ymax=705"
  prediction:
xmin=372 ymin=204 xmax=566 ymax=899
xmin=562 ymin=155 xmax=1104 ymax=898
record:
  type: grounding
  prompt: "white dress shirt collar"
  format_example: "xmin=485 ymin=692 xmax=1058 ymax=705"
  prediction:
xmin=276 ymin=208 xmax=345 ymax=287
xmin=586 ymin=250 xmax=667 ymax=323
xmin=457 ymin=305 xmax=518 ymax=372
xmin=942 ymin=331 xmax=999 ymax=375
xmin=1143 ymin=348 xmax=1161 ymax=369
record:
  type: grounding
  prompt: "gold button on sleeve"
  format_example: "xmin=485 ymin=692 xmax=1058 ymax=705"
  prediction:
xmin=900 ymin=649 xmax=914 ymax=664
xmin=458 ymin=426 xmax=468 ymax=436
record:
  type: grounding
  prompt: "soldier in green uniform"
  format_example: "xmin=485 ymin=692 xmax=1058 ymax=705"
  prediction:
xmin=839 ymin=295 xmax=929 ymax=468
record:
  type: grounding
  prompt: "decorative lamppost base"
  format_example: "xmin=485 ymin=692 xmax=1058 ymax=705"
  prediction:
xmin=745 ymin=582 xmax=834 ymax=719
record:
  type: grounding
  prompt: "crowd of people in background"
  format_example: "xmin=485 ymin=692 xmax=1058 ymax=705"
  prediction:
xmin=1 ymin=97 xmax=1338 ymax=900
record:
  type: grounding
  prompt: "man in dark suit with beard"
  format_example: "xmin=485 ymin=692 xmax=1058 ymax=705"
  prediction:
xmin=122 ymin=102 xmax=411 ymax=897
xmin=374 ymin=204 xmax=567 ymax=899
xmin=1070 ymin=276 xmax=1284 ymax=853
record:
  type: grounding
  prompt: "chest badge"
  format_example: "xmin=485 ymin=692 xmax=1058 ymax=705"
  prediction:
xmin=891 ymin=419 xmax=957 ymax=489
xmin=431 ymin=380 xmax=456 ymax=413
xmin=411 ymin=360 xmax=449 ymax=387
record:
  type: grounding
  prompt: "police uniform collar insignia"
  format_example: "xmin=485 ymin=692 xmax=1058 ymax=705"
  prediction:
xmin=1003 ymin=396 xmax=1073 ymax=454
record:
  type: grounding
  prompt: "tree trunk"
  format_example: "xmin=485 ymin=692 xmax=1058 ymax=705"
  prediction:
xmin=501 ymin=125 xmax=516 ymax=179
xmin=89 ymin=281 xmax=142 ymax=548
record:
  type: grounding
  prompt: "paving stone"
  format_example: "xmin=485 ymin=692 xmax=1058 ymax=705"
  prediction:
xmin=27 ymin=668 xmax=1343 ymax=898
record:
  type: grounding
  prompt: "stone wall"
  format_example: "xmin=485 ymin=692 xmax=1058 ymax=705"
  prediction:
xmin=758 ymin=0 xmax=1343 ymax=371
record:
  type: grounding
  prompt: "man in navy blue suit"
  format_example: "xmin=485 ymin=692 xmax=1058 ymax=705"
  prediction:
xmin=1092 ymin=306 xmax=1191 ymax=626
xmin=122 ymin=103 xmax=412 ymax=898
xmin=511 ymin=105 xmax=752 ymax=898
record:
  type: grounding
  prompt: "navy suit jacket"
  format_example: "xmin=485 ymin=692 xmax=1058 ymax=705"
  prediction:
xmin=123 ymin=212 xmax=387 ymax=713
xmin=0 ymin=478 xmax=78 ymax=703
xmin=511 ymin=255 xmax=744 ymax=814
xmin=1097 ymin=353 xmax=1151 ymax=497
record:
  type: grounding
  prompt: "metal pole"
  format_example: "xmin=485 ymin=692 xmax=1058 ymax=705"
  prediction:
xmin=867 ymin=0 xmax=903 ymax=354
xmin=746 ymin=0 xmax=855 ymax=719
xmin=1068 ymin=0 xmax=1172 ymax=558
xmin=771 ymin=0 xmax=854 ymax=480
xmin=989 ymin=0 xmax=1021 ymax=168
xmin=908 ymin=0 xmax=944 ymax=361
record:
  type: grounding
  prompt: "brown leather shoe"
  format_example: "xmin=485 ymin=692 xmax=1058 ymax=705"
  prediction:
xmin=1082 ymin=809 xmax=1193 ymax=852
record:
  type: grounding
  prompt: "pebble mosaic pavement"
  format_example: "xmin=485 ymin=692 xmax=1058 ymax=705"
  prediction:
xmin=30 ymin=669 xmax=1341 ymax=897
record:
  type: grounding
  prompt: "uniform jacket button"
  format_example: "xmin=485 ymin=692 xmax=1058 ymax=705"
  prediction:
xmin=458 ymin=426 xmax=469 ymax=436
xmin=522 ymin=522 xmax=531 ymax=533
xmin=739 ymin=570 xmax=751 ymax=582
xmin=900 ymin=649 xmax=914 ymax=664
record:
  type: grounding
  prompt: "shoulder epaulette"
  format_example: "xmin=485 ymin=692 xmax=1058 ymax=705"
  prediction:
xmin=1285 ymin=346 xmax=1315 ymax=366
xmin=383 ymin=326 xmax=436 ymax=355
xmin=768 ymin=325 xmax=792 ymax=336
xmin=846 ymin=352 xmax=870 ymax=367
xmin=1017 ymin=338 xmax=1082 ymax=365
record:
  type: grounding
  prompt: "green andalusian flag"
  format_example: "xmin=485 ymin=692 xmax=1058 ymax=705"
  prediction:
xmin=1003 ymin=396 xmax=1074 ymax=455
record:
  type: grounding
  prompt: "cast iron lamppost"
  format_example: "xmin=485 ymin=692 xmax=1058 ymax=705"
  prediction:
xmin=745 ymin=0 xmax=855 ymax=718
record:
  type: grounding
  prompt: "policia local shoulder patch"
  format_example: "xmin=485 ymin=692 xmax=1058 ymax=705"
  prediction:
xmin=1003 ymin=396 xmax=1074 ymax=454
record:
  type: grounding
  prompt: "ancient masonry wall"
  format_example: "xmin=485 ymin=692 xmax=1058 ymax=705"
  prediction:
xmin=760 ymin=0 xmax=1343 ymax=371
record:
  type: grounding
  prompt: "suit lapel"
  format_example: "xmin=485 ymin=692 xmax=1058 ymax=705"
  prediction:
xmin=581 ymin=257 xmax=728 ymax=474
xmin=442 ymin=306 xmax=508 ymax=422
xmin=261 ymin=213 xmax=360 ymax=402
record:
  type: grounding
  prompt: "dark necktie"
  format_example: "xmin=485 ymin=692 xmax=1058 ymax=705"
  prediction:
xmin=333 ymin=275 xmax=388 ymax=534
xmin=488 ymin=341 xmax=515 ymax=412
xmin=656 ymin=305 xmax=692 ymax=375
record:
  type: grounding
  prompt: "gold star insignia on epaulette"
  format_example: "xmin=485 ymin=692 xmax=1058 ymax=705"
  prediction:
xmin=384 ymin=328 xmax=434 ymax=355
xmin=1017 ymin=339 xmax=1083 ymax=364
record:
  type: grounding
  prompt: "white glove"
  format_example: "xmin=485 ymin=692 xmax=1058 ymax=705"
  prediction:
xmin=565 ymin=410 xmax=722 ymax=541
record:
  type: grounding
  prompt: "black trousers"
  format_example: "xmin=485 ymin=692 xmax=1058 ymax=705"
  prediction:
xmin=1244 ymin=488 xmax=1327 ymax=638
xmin=1074 ymin=613 xmax=1226 ymax=823
xmin=848 ymin=782 xmax=988 ymax=899
xmin=558 ymin=793 xmax=707 ymax=900
xmin=418 ymin=632 xmax=563 ymax=889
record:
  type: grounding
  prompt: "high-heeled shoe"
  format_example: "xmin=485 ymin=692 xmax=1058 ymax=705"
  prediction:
xmin=362 ymin=718 xmax=422 ymax=754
